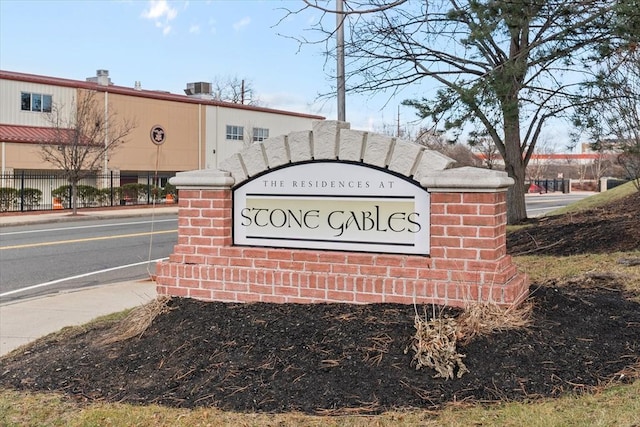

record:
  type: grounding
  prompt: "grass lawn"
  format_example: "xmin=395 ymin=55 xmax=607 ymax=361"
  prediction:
xmin=1 ymin=379 xmax=639 ymax=426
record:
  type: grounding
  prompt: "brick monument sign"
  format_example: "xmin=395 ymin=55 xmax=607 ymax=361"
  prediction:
xmin=155 ymin=121 xmax=528 ymax=307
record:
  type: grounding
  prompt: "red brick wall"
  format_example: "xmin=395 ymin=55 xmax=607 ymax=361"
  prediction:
xmin=156 ymin=188 xmax=529 ymax=307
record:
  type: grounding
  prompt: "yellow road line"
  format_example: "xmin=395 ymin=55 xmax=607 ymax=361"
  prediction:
xmin=0 ymin=229 xmax=177 ymax=250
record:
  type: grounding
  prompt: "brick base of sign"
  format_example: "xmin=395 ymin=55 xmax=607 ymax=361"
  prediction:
xmin=155 ymin=189 xmax=529 ymax=307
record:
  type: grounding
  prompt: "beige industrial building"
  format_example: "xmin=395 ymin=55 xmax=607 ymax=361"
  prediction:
xmin=0 ymin=69 xmax=324 ymax=183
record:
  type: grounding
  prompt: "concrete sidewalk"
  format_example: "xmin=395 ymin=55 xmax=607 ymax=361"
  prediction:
xmin=0 ymin=206 xmax=174 ymax=356
xmin=0 ymin=280 xmax=158 ymax=356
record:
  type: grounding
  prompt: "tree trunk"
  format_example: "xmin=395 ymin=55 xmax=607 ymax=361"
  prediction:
xmin=503 ymin=115 xmax=528 ymax=224
xmin=505 ymin=166 xmax=527 ymax=224
xmin=71 ymin=180 xmax=78 ymax=215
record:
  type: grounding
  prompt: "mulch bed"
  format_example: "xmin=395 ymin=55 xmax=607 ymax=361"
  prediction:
xmin=507 ymin=191 xmax=640 ymax=256
xmin=0 ymin=192 xmax=639 ymax=414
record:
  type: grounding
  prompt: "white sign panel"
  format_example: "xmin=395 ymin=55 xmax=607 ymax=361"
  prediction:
xmin=233 ymin=162 xmax=430 ymax=255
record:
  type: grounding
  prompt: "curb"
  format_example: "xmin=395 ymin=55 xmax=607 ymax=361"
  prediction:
xmin=0 ymin=206 xmax=178 ymax=227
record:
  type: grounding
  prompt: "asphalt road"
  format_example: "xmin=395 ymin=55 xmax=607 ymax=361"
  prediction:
xmin=525 ymin=192 xmax=594 ymax=217
xmin=0 ymin=215 xmax=178 ymax=302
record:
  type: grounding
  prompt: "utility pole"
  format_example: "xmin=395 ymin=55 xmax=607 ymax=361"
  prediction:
xmin=336 ymin=0 xmax=346 ymax=121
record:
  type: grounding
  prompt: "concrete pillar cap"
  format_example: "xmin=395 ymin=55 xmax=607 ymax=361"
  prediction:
xmin=169 ymin=169 xmax=235 ymax=189
xmin=421 ymin=167 xmax=514 ymax=192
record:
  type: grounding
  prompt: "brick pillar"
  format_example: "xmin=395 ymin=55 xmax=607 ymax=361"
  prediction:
xmin=423 ymin=168 xmax=528 ymax=305
xmin=156 ymin=170 xmax=234 ymax=298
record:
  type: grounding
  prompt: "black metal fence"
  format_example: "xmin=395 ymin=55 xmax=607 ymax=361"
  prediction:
xmin=525 ymin=179 xmax=571 ymax=193
xmin=0 ymin=171 xmax=177 ymax=212
xmin=604 ymin=178 xmax=629 ymax=190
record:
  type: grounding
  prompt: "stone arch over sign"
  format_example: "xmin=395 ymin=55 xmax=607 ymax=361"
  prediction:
xmin=218 ymin=121 xmax=455 ymax=187
xmin=156 ymin=121 xmax=529 ymax=307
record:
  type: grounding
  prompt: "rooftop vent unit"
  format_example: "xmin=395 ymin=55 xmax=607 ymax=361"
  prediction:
xmin=86 ymin=69 xmax=112 ymax=86
xmin=184 ymin=82 xmax=212 ymax=96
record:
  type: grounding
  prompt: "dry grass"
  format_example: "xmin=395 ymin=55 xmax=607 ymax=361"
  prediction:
xmin=97 ymin=296 xmax=172 ymax=345
xmin=405 ymin=309 xmax=469 ymax=379
xmin=457 ymin=300 xmax=533 ymax=345
xmin=405 ymin=299 xmax=533 ymax=380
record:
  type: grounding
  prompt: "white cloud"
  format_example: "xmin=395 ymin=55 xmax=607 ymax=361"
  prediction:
xmin=189 ymin=24 xmax=200 ymax=34
xmin=232 ymin=16 xmax=251 ymax=32
xmin=142 ymin=0 xmax=177 ymax=20
xmin=260 ymin=91 xmax=330 ymax=118
xmin=141 ymin=0 xmax=178 ymax=35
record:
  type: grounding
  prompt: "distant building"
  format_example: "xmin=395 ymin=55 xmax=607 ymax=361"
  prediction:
xmin=0 ymin=69 xmax=324 ymax=183
xmin=475 ymin=151 xmax=614 ymax=167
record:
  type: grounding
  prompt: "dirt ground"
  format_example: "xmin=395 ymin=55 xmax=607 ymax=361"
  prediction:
xmin=0 ymin=192 xmax=639 ymax=415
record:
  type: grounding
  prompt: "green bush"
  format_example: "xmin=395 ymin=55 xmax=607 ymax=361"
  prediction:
xmin=149 ymin=185 xmax=162 ymax=201
xmin=162 ymin=182 xmax=177 ymax=198
xmin=0 ymin=187 xmax=42 ymax=210
xmin=53 ymin=184 xmax=107 ymax=207
xmin=78 ymin=185 xmax=101 ymax=206
xmin=115 ymin=183 xmax=150 ymax=204
xmin=21 ymin=188 xmax=42 ymax=210
xmin=52 ymin=185 xmax=72 ymax=207
xmin=97 ymin=188 xmax=112 ymax=205
xmin=142 ymin=185 xmax=163 ymax=202
xmin=0 ymin=187 xmax=18 ymax=211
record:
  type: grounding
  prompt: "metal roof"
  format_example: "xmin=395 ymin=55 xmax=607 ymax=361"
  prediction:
xmin=0 ymin=124 xmax=73 ymax=144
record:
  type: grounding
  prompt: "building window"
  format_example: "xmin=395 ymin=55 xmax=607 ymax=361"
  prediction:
xmin=226 ymin=125 xmax=244 ymax=141
xmin=253 ymin=127 xmax=269 ymax=142
xmin=21 ymin=92 xmax=52 ymax=113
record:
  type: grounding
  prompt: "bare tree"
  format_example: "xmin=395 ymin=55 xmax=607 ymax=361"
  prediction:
xmin=526 ymin=139 xmax=555 ymax=183
xmin=565 ymin=155 xmax=589 ymax=189
xmin=40 ymin=90 xmax=136 ymax=214
xmin=590 ymin=147 xmax=616 ymax=190
xmin=618 ymin=148 xmax=640 ymax=190
xmin=415 ymin=128 xmax=482 ymax=167
xmin=211 ymin=75 xmax=261 ymax=106
xmin=472 ymin=137 xmax=501 ymax=170
xmin=573 ymin=47 xmax=640 ymax=190
xmin=281 ymin=1 xmax=630 ymax=223
xmin=242 ymin=121 xmax=271 ymax=147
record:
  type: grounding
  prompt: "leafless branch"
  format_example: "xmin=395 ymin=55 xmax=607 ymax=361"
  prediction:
xmin=39 ymin=90 xmax=136 ymax=213
xmin=303 ymin=0 xmax=410 ymax=15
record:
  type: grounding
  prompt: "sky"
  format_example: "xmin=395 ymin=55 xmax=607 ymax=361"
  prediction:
xmin=0 ymin=0 xmax=419 ymax=134
xmin=0 ymin=0 xmax=577 ymax=150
